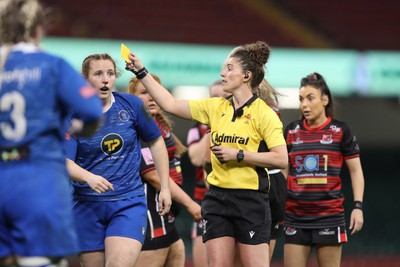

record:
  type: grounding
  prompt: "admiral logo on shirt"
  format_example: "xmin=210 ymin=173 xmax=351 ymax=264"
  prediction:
xmin=101 ymin=133 xmax=124 ymax=155
xmin=210 ymin=131 xmax=249 ymax=146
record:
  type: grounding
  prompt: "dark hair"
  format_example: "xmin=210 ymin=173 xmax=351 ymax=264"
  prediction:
xmin=300 ymin=72 xmax=334 ymax=118
xmin=81 ymin=53 xmax=120 ymax=79
xmin=0 ymin=0 xmax=46 ymax=44
xmin=230 ymin=41 xmax=270 ymax=89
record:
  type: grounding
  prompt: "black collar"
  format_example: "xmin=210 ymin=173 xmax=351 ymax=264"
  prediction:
xmin=230 ymin=94 xmax=258 ymax=122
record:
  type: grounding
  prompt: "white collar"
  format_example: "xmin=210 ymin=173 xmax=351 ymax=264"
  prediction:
xmin=9 ymin=42 xmax=41 ymax=53
xmin=103 ymin=93 xmax=115 ymax=113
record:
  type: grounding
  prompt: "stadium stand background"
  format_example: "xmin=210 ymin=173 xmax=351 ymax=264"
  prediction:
xmin=40 ymin=0 xmax=400 ymax=266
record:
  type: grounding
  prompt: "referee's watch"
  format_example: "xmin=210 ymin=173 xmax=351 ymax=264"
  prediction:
xmin=237 ymin=149 xmax=244 ymax=162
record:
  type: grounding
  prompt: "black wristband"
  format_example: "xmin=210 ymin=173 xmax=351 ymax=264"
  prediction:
xmin=353 ymin=201 xmax=363 ymax=210
xmin=136 ymin=67 xmax=148 ymax=79
xmin=125 ymin=66 xmax=148 ymax=79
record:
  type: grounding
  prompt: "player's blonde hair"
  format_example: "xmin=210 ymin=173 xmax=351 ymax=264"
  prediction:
xmin=0 ymin=0 xmax=46 ymax=90
xmin=0 ymin=0 xmax=45 ymax=44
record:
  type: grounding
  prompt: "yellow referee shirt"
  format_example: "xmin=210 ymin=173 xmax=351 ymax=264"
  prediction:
xmin=190 ymin=96 xmax=285 ymax=192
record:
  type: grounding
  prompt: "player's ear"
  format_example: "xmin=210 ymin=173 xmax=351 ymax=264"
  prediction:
xmin=322 ymin=94 xmax=329 ymax=106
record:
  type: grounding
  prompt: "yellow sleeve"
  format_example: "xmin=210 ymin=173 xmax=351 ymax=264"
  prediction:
xmin=260 ymin=107 xmax=286 ymax=149
xmin=189 ymin=97 xmax=224 ymax=125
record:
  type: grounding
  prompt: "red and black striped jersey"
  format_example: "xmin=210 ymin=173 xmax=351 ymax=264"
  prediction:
xmin=156 ymin=121 xmax=183 ymax=185
xmin=139 ymin=120 xmax=182 ymax=239
xmin=140 ymin=119 xmax=183 ymax=185
xmin=187 ymin=122 xmax=210 ymax=201
xmin=284 ymin=117 xmax=360 ymax=228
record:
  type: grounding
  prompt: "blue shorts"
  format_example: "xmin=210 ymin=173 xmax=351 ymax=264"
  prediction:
xmin=0 ymin=161 xmax=79 ymax=257
xmin=73 ymin=194 xmax=147 ymax=252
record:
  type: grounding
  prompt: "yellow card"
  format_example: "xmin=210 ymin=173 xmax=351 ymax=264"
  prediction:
xmin=120 ymin=43 xmax=131 ymax=63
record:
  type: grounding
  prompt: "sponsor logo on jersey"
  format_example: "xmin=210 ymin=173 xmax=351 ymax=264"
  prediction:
xmin=1 ymin=148 xmax=22 ymax=162
xmin=101 ymin=133 xmax=124 ymax=155
xmin=292 ymin=137 xmax=303 ymax=144
xmin=330 ymin=125 xmax=341 ymax=133
xmin=295 ymin=155 xmax=319 ymax=172
xmin=210 ymin=131 xmax=249 ymax=146
xmin=2 ymin=67 xmax=41 ymax=88
xmin=303 ymin=155 xmax=319 ymax=171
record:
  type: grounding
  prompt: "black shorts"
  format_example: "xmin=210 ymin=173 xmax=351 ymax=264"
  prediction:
xmin=269 ymin=171 xmax=287 ymax=239
xmin=142 ymin=226 xmax=181 ymax=250
xmin=142 ymin=183 xmax=181 ymax=250
xmin=201 ymin=185 xmax=271 ymax=245
xmin=284 ymin=226 xmax=348 ymax=246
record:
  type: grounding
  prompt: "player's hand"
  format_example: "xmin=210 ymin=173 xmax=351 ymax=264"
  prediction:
xmin=210 ymin=145 xmax=237 ymax=163
xmin=86 ymin=174 xmax=114 ymax=194
xmin=158 ymin=187 xmax=172 ymax=216
xmin=349 ymin=209 xmax=364 ymax=235
xmin=187 ymin=200 xmax=202 ymax=221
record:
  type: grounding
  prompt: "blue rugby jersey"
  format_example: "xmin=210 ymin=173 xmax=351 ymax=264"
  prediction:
xmin=0 ymin=43 xmax=102 ymax=163
xmin=65 ymin=92 xmax=162 ymax=201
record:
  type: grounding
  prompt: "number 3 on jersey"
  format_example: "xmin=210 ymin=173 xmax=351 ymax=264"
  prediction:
xmin=0 ymin=91 xmax=27 ymax=141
